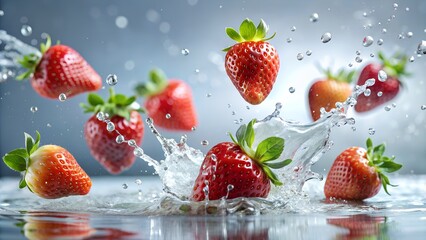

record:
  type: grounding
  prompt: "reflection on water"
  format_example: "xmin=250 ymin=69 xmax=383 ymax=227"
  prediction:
xmin=328 ymin=214 xmax=387 ymax=240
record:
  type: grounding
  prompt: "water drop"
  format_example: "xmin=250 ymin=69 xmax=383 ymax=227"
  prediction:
xmin=392 ymin=103 xmax=397 ymax=108
xmin=356 ymin=50 xmax=361 ymax=55
xmin=382 ymin=28 xmax=387 ymax=34
xmin=286 ymin=38 xmax=292 ymax=43
xmin=351 ymin=126 xmax=357 ymax=131
xmin=296 ymin=53 xmax=304 ymax=61
xmin=364 ymin=89 xmax=371 ymax=96
xmin=107 ymin=122 xmax=115 ymax=132
xmin=246 ymin=106 xmax=250 ymax=110
xmin=21 ymin=25 xmax=32 ymax=36
xmin=321 ymin=32 xmax=332 ymax=43
xmin=0 ymin=10 xmax=4 ymax=16
xmin=30 ymin=106 xmax=38 ymax=113
xmin=310 ymin=13 xmax=319 ymax=22
xmin=291 ymin=26 xmax=296 ymax=32
xmin=377 ymin=39 xmax=384 ymax=46
xmin=363 ymin=12 xmax=368 ymax=17
xmin=96 ymin=112 xmax=105 ymax=121
xmin=106 ymin=74 xmax=118 ymax=86
xmin=58 ymin=93 xmax=67 ymax=102
xmin=421 ymin=105 xmax=426 ymax=110
xmin=348 ymin=63 xmax=353 ymax=67
xmin=191 ymin=126 xmax=197 ymax=131
xmin=165 ymin=113 xmax=171 ymax=119
xmin=206 ymin=93 xmax=212 ymax=97
xmin=201 ymin=140 xmax=209 ymax=146
xmin=306 ymin=50 xmax=312 ymax=56
xmin=393 ymin=3 xmax=398 ymax=8
xmin=370 ymin=53 xmax=375 ymax=58
xmin=47 ymin=123 xmax=52 ymax=127
xmin=195 ymin=69 xmax=200 ymax=73
xmin=406 ymin=7 xmax=410 ymax=11
xmin=115 ymin=16 xmax=128 ymax=28
xmin=365 ymin=78 xmax=375 ymax=86
xmin=289 ymin=87 xmax=295 ymax=93
xmin=363 ymin=36 xmax=374 ymax=47
xmin=368 ymin=128 xmax=375 ymax=135
xmin=122 ymin=183 xmax=128 ymax=189
xmin=378 ymin=70 xmax=387 ymax=82
xmin=398 ymin=34 xmax=404 ymax=40
xmin=407 ymin=32 xmax=413 ymax=38
xmin=377 ymin=91 xmax=383 ymax=97
xmin=211 ymin=154 xmax=217 ymax=161
xmin=128 ymin=139 xmax=137 ymax=147
xmin=135 ymin=179 xmax=142 ymax=185
xmin=409 ymin=56 xmax=415 ymax=62
xmin=355 ymin=56 xmax=363 ymax=63
xmin=116 ymin=135 xmax=125 ymax=144
xmin=417 ymin=41 xmax=426 ymax=55
xmin=231 ymin=111 xmax=236 ymax=115
xmin=384 ymin=105 xmax=392 ymax=111
xmin=181 ymin=48 xmax=190 ymax=56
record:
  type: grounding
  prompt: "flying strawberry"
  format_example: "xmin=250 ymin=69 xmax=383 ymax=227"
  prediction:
xmin=224 ymin=18 xmax=280 ymax=105
xmin=308 ymin=68 xmax=354 ymax=121
xmin=324 ymin=138 xmax=402 ymax=201
xmin=16 ymin=36 xmax=102 ymax=99
xmin=134 ymin=69 xmax=197 ymax=131
xmin=2 ymin=131 xmax=92 ymax=199
xmin=81 ymin=88 xmax=144 ymax=174
xmin=355 ymin=52 xmax=409 ymax=112
xmin=192 ymin=119 xmax=292 ymax=201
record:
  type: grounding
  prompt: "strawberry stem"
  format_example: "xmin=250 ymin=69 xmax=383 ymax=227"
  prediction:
xmin=317 ymin=65 xmax=355 ymax=84
xmin=134 ymin=69 xmax=168 ymax=97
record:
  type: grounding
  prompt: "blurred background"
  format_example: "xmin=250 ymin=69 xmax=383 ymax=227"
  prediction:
xmin=1 ymin=0 xmax=425 ymax=177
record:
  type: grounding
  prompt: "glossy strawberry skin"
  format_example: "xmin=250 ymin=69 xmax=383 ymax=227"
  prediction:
xmin=324 ymin=147 xmax=381 ymax=200
xmin=84 ymin=111 xmax=144 ymax=174
xmin=355 ymin=63 xmax=400 ymax=112
xmin=26 ymin=145 xmax=92 ymax=199
xmin=308 ymin=79 xmax=352 ymax=121
xmin=192 ymin=142 xmax=271 ymax=201
xmin=31 ymin=45 xmax=102 ymax=99
xmin=225 ymin=41 xmax=280 ymax=105
xmin=145 ymin=80 xmax=197 ymax=131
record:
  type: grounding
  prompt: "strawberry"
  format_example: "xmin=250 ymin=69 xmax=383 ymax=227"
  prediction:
xmin=135 ymin=69 xmax=197 ymax=131
xmin=81 ymin=88 xmax=144 ymax=174
xmin=17 ymin=36 xmax=102 ymax=99
xmin=224 ymin=19 xmax=280 ymax=105
xmin=2 ymin=131 xmax=92 ymax=199
xmin=327 ymin=215 xmax=387 ymax=240
xmin=355 ymin=52 xmax=409 ymax=112
xmin=324 ymin=138 xmax=402 ymax=200
xmin=192 ymin=119 xmax=292 ymax=201
xmin=308 ymin=68 xmax=354 ymax=121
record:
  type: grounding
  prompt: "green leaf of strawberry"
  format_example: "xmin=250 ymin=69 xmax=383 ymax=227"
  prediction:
xmin=255 ymin=137 xmax=284 ymax=162
xmin=3 ymin=154 xmax=27 ymax=172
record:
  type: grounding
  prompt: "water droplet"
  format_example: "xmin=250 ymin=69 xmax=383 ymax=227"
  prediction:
xmin=96 ymin=112 xmax=105 ymax=121
xmin=382 ymin=28 xmax=387 ymax=34
xmin=128 ymin=139 xmax=137 ymax=147
xmin=211 ymin=154 xmax=217 ymax=161
xmin=135 ymin=179 xmax=142 ymax=185
xmin=0 ymin=10 xmax=4 ymax=16
xmin=246 ymin=106 xmax=250 ymax=110
xmin=115 ymin=16 xmax=128 ymax=28
xmin=195 ymin=69 xmax=200 ymax=73
xmin=206 ymin=93 xmax=212 ymax=97
xmin=368 ymin=128 xmax=375 ymax=135
xmin=30 ymin=106 xmax=38 ymax=113
xmin=363 ymin=36 xmax=374 ymax=47
xmin=227 ymin=184 xmax=234 ymax=191
xmin=409 ymin=56 xmax=415 ymax=62
xmin=296 ymin=53 xmax=304 ymax=61
xmin=406 ymin=7 xmax=410 ymax=11
xmin=364 ymin=89 xmax=371 ymax=96
xmin=407 ymin=32 xmax=413 ymax=38
xmin=366 ymin=78 xmax=376 ymax=87
xmin=363 ymin=12 xmax=368 ymax=17
xmin=351 ymin=126 xmax=357 ymax=131
xmin=191 ymin=126 xmax=197 ymax=131
xmin=370 ymin=53 xmax=375 ymax=58
xmin=384 ymin=105 xmax=392 ymax=111
xmin=116 ymin=135 xmax=125 ymax=144
xmin=289 ymin=87 xmax=295 ymax=93
xmin=398 ymin=34 xmax=404 ymax=40
xmin=47 ymin=123 xmax=52 ymax=127
xmin=291 ymin=26 xmax=296 ymax=32
xmin=58 ymin=93 xmax=67 ymax=102
xmin=165 ymin=113 xmax=171 ymax=119
xmin=231 ymin=111 xmax=236 ymax=115
xmin=321 ymin=32 xmax=332 ymax=43
xmin=417 ymin=41 xmax=426 ymax=55
xmin=378 ymin=70 xmax=388 ymax=82
xmin=356 ymin=50 xmax=361 ymax=55
xmin=106 ymin=74 xmax=118 ymax=86
xmin=392 ymin=103 xmax=397 ymax=108
xmin=393 ymin=3 xmax=398 ymax=8
xmin=377 ymin=39 xmax=384 ymax=46
xmin=355 ymin=56 xmax=363 ymax=63
xmin=107 ymin=122 xmax=115 ymax=132
xmin=377 ymin=91 xmax=383 ymax=97
xmin=306 ymin=50 xmax=312 ymax=56
xmin=421 ymin=105 xmax=426 ymax=110
xmin=21 ymin=25 xmax=32 ymax=36
xmin=122 ymin=183 xmax=128 ymax=189
xmin=310 ymin=13 xmax=319 ymax=22
xmin=181 ymin=48 xmax=190 ymax=56
xmin=286 ymin=38 xmax=292 ymax=43
xmin=201 ymin=140 xmax=209 ymax=146
xmin=348 ymin=63 xmax=353 ymax=67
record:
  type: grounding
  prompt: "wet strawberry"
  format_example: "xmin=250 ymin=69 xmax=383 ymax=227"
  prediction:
xmin=17 ymin=36 xmax=101 ymax=99
xmin=224 ymin=19 xmax=280 ymax=105
xmin=192 ymin=119 xmax=292 ymax=201
xmin=324 ymin=138 xmax=402 ymax=200
xmin=2 ymin=131 xmax=92 ymax=199
xmin=81 ymin=88 xmax=144 ymax=174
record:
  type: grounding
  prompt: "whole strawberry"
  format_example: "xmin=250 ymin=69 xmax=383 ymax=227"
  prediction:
xmin=324 ymin=138 xmax=402 ymax=200
xmin=2 ymin=131 xmax=92 ymax=199
xmin=224 ymin=19 xmax=280 ymax=105
xmin=355 ymin=52 xmax=409 ymax=112
xmin=81 ymin=88 xmax=144 ymax=174
xmin=192 ymin=119 xmax=292 ymax=201
xmin=308 ymin=68 xmax=354 ymax=121
xmin=17 ymin=36 xmax=102 ymax=99
xmin=135 ymin=69 xmax=197 ymax=131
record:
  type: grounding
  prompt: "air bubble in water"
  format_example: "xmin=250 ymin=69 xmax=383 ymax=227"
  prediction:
xmin=296 ymin=53 xmax=304 ymax=61
xmin=106 ymin=74 xmax=118 ymax=86
xmin=378 ymin=70 xmax=387 ymax=82
xmin=306 ymin=50 xmax=312 ymax=56
xmin=362 ymin=36 xmax=374 ymax=47
xmin=421 ymin=105 xmax=426 ymax=110
xmin=107 ymin=122 xmax=115 ymax=132
xmin=201 ymin=140 xmax=209 ymax=146
xmin=377 ymin=91 xmax=383 ymax=97
xmin=30 ymin=106 xmax=38 ymax=113
xmin=291 ymin=26 xmax=296 ymax=32
xmin=289 ymin=87 xmax=295 ymax=93
xmin=116 ymin=135 xmax=125 ymax=144
xmin=21 ymin=25 xmax=32 ymax=36
xmin=417 ymin=41 xmax=426 ymax=55
xmin=368 ymin=128 xmax=375 ymax=135
xmin=321 ymin=32 xmax=332 ymax=43
xmin=58 ymin=93 xmax=67 ymax=102
xmin=355 ymin=56 xmax=363 ymax=63
xmin=165 ymin=113 xmax=171 ymax=119
xmin=122 ymin=183 xmax=128 ymax=189
xmin=377 ymin=39 xmax=384 ymax=45
xmin=310 ymin=13 xmax=319 ymax=22
xmin=181 ymin=49 xmax=190 ymax=56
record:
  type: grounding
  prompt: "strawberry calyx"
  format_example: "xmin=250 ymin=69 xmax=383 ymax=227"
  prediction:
xmin=229 ymin=119 xmax=292 ymax=186
xmin=365 ymin=138 xmax=402 ymax=195
xmin=134 ymin=69 xmax=168 ymax=97
xmin=2 ymin=131 xmax=41 ymax=190
xmin=80 ymin=88 xmax=143 ymax=120
xmin=223 ymin=18 xmax=276 ymax=52
xmin=16 ymin=36 xmax=53 ymax=81
xmin=377 ymin=51 xmax=410 ymax=81
xmin=321 ymin=67 xmax=355 ymax=84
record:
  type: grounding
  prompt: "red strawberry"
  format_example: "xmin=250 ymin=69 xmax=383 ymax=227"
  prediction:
xmin=81 ymin=88 xmax=144 ymax=174
xmin=2 ymin=131 xmax=92 ymax=199
xmin=308 ymin=68 xmax=354 ymax=121
xmin=17 ymin=36 xmax=102 ymax=99
xmin=224 ymin=19 xmax=280 ymax=105
xmin=324 ymin=138 xmax=402 ymax=200
xmin=192 ymin=119 xmax=292 ymax=201
xmin=355 ymin=52 xmax=409 ymax=112
xmin=327 ymin=215 xmax=387 ymax=240
xmin=135 ymin=69 xmax=197 ymax=131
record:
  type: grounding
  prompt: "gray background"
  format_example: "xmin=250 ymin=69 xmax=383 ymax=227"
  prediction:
xmin=1 ymin=0 xmax=425 ymax=177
